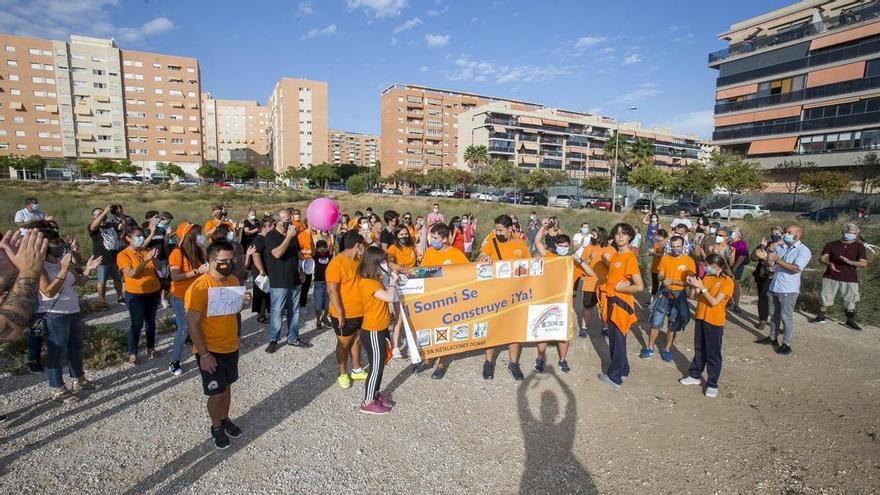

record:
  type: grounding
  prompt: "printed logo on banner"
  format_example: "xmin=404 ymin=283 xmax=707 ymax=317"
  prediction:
xmin=529 ymin=258 xmax=544 ymax=276
xmin=452 ymin=324 xmax=469 ymax=341
xmin=495 ymin=262 xmax=512 ymax=279
xmin=472 ymin=322 xmax=488 ymax=339
xmin=399 ymin=277 xmax=425 ymax=296
xmin=526 ymin=304 xmax=568 ymax=342
xmin=434 ymin=327 xmax=450 ymax=345
xmin=513 ymin=260 xmax=529 ymax=277
xmin=417 ymin=330 xmax=432 ymax=347
xmin=476 ymin=263 xmax=493 ymax=281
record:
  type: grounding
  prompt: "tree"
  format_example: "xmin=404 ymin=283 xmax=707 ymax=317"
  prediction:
xmin=476 ymin=159 xmax=524 ymax=189
xmin=463 ymin=144 xmax=489 ymax=175
xmin=581 ymin=176 xmax=611 ymax=195
xmin=387 ymin=169 xmax=424 ymax=192
xmin=114 ymin=158 xmax=139 ymax=176
xmin=803 ymin=170 xmax=852 ymax=207
xmin=447 ymin=168 xmax=476 ymax=188
xmin=627 ymin=138 xmax=655 ymax=168
xmin=710 ymin=150 xmax=767 ymax=220
xmin=223 ymin=161 xmax=256 ymax=180
xmin=197 ymin=164 xmax=223 ymax=181
xmin=668 ymin=160 xmax=714 ymax=198
xmin=602 ymin=131 xmax=629 ymax=170
xmin=84 ymin=157 xmax=117 ymax=176
xmin=305 ymin=163 xmax=339 ymax=189
xmin=522 ymin=169 xmax=567 ymax=191
xmin=156 ymin=162 xmax=186 ymax=180
xmin=336 ymin=163 xmax=369 ymax=181
xmin=346 ymin=173 xmax=370 ymax=195
xmin=627 ymin=163 xmax=670 ymax=205
xmin=853 ymin=151 xmax=880 ymax=194
xmin=774 ymin=159 xmax=816 ymax=211
xmin=46 ymin=158 xmax=67 ymax=169
xmin=256 ymin=168 xmax=277 ymax=182
xmin=424 ymin=168 xmax=453 ymax=188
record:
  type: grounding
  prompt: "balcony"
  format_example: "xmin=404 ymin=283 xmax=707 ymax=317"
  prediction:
xmin=567 ymin=138 xmax=589 ymax=146
xmin=486 ymin=117 xmax=517 ymax=126
xmin=713 ymin=109 xmax=880 ymax=141
xmin=489 ymin=146 xmax=515 ymax=154
xmin=541 ymin=150 xmax=563 ymax=157
xmin=716 ymin=75 xmax=880 ymax=114
xmin=541 ymin=158 xmax=563 ymax=169
xmin=541 ymin=137 xmax=563 ymax=145
xmin=519 ymin=134 xmax=538 ymax=142
xmin=708 ymin=1 xmax=880 ymax=64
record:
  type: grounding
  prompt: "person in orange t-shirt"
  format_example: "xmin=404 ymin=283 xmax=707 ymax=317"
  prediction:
xmin=386 ymin=225 xmax=416 ymax=362
xmin=297 ymin=223 xmax=314 ymax=309
xmin=679 ymin=253 xmax=734 ymax=398
xmin=576 ymin=227 xmax=614 ymax=338
xmin=167 ymin=222 xmax=209 ymax=375
xmin=326 ymin=231 xmax=368 ymax=389
xmin=117 ymin=226 xmax=162 ymax=364
xmin=476 ymin=214 xmax=530 ymax=381
xmin=643 ymin=234 xmax=697 ymax=363
xmin=185 ymin=240 xmax=251 ymax=449
xmin=355 ymin=246 xmax=399 ymax=415
xmin=596 ymin=223 xmax=644 ymax=390
xmin=204 ymin=204 xmax=234 ymax=238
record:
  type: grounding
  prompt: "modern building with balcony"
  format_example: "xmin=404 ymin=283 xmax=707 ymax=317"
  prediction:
xmin=457 ymin=101 xmax=709 ymax=179
xmin=201 ymin=93 xmax=270 ymax=169
xmin=710 ymin=0 xmax=880 ymax=173
xmin=328 ymin=129 xmax=379 ymax=167
xmin=267 ymin=78 xmax=328 ymax=174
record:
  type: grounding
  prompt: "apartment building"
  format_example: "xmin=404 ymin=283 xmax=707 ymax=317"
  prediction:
xmin=0 ymin=33 xmax=202 ymax=177
xmin=457 ymin=101 xmax=708 ymax=178
xmin=710 ymin=0 xmax=880 ymax=173
xmin=201 ymin=93 xmax=269 ymax=168
xmin=328 ymin=129 xmax=379 ymax=167
xmin=267 ymin=78 xmax=328 ymax=174
xmin=379 ymin=83 xmax=544 ymax=176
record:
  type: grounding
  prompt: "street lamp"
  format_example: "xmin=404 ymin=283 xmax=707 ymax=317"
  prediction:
xmin=611 ymin=106 xmax=638 ymax=213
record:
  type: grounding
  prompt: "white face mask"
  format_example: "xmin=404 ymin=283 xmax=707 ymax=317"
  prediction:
xmin=715 ymin=235 xmax=724 ymax=244
xmin=709 ymin=228 xmax=717 ymax=234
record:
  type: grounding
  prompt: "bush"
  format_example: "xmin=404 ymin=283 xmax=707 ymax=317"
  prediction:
xmin=82 ymin=324 xmax=128 ymax=370
xmin=346 ymin=174 xmax=369 ymax=195
xmin=0 ymin=336 xmax=30 ymax=374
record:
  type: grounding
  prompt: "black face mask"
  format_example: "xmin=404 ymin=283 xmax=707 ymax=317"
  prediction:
xmin=398 ymin=237 xmax=410 ymax=246
xmin=215 ymin=260 xmax=236 ymax=276
xmin=48 ymin=244 xmax=66 ymax=259
xmin=496 ymin=234 xmax=508 ymax=242
xmin=770 ymin=234 xmax=782 ymax=242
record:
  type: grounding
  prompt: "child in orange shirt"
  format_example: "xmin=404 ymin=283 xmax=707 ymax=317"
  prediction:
xmin=387 ymin=226 xmax=416 ymax=360
xmin=648 ymin=229 xmax=669 ymax=303
xmin=578 ymin=227 xmax=614 ymax=338
xmin=680 ymin=253 xmax=734 ymax=398
xmin=356 ymin=246 xmax=399 ymax=415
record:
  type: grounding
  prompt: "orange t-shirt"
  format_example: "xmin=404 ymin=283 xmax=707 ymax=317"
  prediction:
xmin=657 ymin=254 xmax=696 ymax=290
xmin=649 ymin=241 xmax=665 ymax=273
xmin=298 ymin=229 xmax=313 ymax=259
xmin=204 ymin=218 xmax=233 ymax=234
xmin=325 ymin=255 xmax=363 ymax=318
xmin=167 ymin=248 xmax=200 ymax=299
xmin=387 ymin=244 xmax=417 ymax=268
xmin=405 ymin=225 xmax=416 ymax=242
xmin=695 ymin=275 xmax=734 ymax=326
xmin=480 ymin=237 xmax=529 ymax=261
xmin=184 ymin=274 xmax=241 ymax=354
xmin=582 ymin=245 xmax=616 ymax=293
xmin=603 ymin=249 xmax=641 ymax=305
xmin=545 ymin=252 xmax=585 ymax=280
xmin=359 ymin=278 xmax=390 ymax=331
xmin=421 ymin=246 xmax=469 ymax=266
xmin=117 ymin=247 xmax=161 ymax=294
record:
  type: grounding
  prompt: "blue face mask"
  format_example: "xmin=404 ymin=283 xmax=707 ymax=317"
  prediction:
xmin=132 ymin=236 xmax=145 ymax=248
xmin=705 ymin=265 xmax=716 ymax=276
xmin=783 ymin=233 xmax=795 ymax=244
xmin=555 ymin=246 xmax=569 ymax=256
xmin=843 ymin=232 xmax=857 ymax=242
xmin=671 ymin=248 xmax=683 ymax=256
xmin=31 ymin=203 xmax=41 ymax=211
xmin=580 ymin=227 xmax=590 ymax=235
xmin=226 ymin=231 xmax=235 ymax=241
xmin=430 ymin=239 xmax=443 ymax=250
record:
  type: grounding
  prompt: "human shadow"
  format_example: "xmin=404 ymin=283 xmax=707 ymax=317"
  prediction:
xmin=121 ymin=351 xmax=337 ymax=495
xmin=518 ymin=371 xmax=597 ymax=494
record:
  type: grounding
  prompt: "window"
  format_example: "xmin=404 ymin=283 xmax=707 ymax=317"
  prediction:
xmin=32 ymin=76 xmax=44 ymax=83
xmin=757 ymin=74 xmax=806 ymax=96
xmin=29 ymin=48 xmax=40 ymax=55
xmin=134 ymin=61 xmax=143 ymax=67
xmin=187 ymin=67 xmax=195 ymax=73
xmin=4 ymin=45 xmax=14 ymax=52
xmin=171 ymin=138 xmax=183 ymax=144
xmin=30 ymin=62 xmax=41 ymax=69
xmin=34 ymin=105 xmax=45 ymax=112
xmin=8 ymin=74 xmax=18 ymax=81
xmin=92 ymin=69 xmax=105 ymax=76
xmin=43 ymin=64 xmax=52 ymax=70
xmin=156 ymin=113 xmax=164 ymax=119
xmin=10 ymin=89 xmax=20 ymax=95
xmin=17 ymin=144 xmax=27 ymax=151
xmin=39 ymin=145 xmax=52 ymax=151
xmin=152 ymin=63 xmax=161 ymax=68
xmin=13 ymin=116 xmax=24 ymax=123
xmin=6 ymin=60 xmax=17 ymax=66
xmin=15 ymin=130 xmax=25 ymax=137
xmin=153 ymin=75 xmax=162 ymax=82
xmin=189 ymin=139 xmax=198 ymax=145
xmin=158 ymin=150 xmax=167 ymax=156
xmin=155 ymin=88 xmax=163 ymax=94
xmin=156 ymin=101 xmax=164 ymax=107
xmin=74 ymin=81 xmax=86 ymax=88
xmin=72 ymin=54 xmax=85 ymax=61
xmin=38 ymin=131 xmax=50 ymax=138
xmin=93 ymin=82 xmax=106 ymax=89
xmin=170 ymin=114 xmax=182 ymax=120
xmin=867 ymin=58 xmax=880 ymax=78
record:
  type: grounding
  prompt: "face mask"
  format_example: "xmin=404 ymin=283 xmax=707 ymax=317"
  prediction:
xmin=462 ymin=218 xmax=470 ymax=225
xmin=671 ymin=248 xmax=683 ymax=256
xmin=496 ymin=234 xmax=508 ymax=243
xmin=360 ymin=223 xmax=370 ymax=230
xmin=430 ymin=239 xmax=443 ymax=250
xmin=555 ymin=246 xmax=569 ymax=256
xmin=248 ymin=214 xmax=256 ymax=221
xmin=132 ymin=236 xmax=145 ymax=248
xmin=580 ymin=227 xmax=590 ymax=235
xmin=709 ymin=228 xmax=717 ymax=234
xmin=770 ymin=234 xmax=781 ymax=242
xmin=729 ymin=231 xmax=738 ymax=239
xmin=293 ymin=215 xmax=301 ymax=221
xmin=783 ymin=233 xmax=795 ymax=244
xmin=651 ymin=216 xmax=657 ymax=222
xmin=48 ymin=244 xmax=65 ymax=259
xmin=282 ymin=221 xmax=291 ymax=231
xmin=843 ymin=232 xmax=857 ymax=242
xmin=715 ymin=236 xmax=724 ymax=244
xmin=32 ymin=203 xmax=41 ymax=211
xmin=226 ymin=231 xmax=235 ymax=241
xmin=196 ymin=234 xmax=207 ymax=246
xmin=530 ymin=215 xmax=536 ymax=221
xmin=453 ymin=222 xmax=461 ymax=228
xmin=705 ymin=265 xmax=716 ymax=276
xmin=398 ymin=237 xmax=410 ymax=246
xmin=215 ymin=260 xmax=236 ymax=277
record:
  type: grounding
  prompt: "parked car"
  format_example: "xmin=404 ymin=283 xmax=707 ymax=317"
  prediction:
xmin=520 ymin=191 xmax=549 ymax=206
xmin=548 ymin=194 xmax=574 ymax=208
xmin=230 ymin=182 xmax=250 ymax=189
xmin=416 ymin=187 xmax=433 ymax=196
xmin=593 ymin=198 xmax=613 ymax=211
xmin=576 ymin=195 xmax=600 ymax=208
xmin=657 ymin=201 xmax=706 ymax=216
xmin=452 ymin=190 xmax=470 ymax=199
xmin=381 ymin=188 xmax=403 ymax=195
xmin=500 ymin=192 xmax=522 ymax=204
xmin=709 ymin=204 xmax=769 ymax=220
xmin=632 ymin=198 xmax=656 ymax=213
xmin=178 ymin=180 xmax=199 ymax=187
xmin=213 ymin=181 xmax=231 ymax=189
xmin=797 ymin=206 xmax=859 ymax=223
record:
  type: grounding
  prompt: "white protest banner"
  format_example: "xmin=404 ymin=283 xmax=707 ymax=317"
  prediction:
xmin=207 ymin=286 xmax=246 ymax=317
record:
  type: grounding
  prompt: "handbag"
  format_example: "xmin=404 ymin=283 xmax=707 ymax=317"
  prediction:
xmin=30 ymin=287 xmax=62 ymax=338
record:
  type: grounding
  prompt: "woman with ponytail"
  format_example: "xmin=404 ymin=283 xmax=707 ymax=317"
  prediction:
xmin=167 ymin=222 xmax=208 ymax=375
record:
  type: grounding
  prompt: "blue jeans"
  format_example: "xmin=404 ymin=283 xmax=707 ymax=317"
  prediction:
xmin=313 ymin=281 xmax=328 ymax=311
xmin=125 ymin=291 xmax=160 ymax=355
xmin=44 ymin=312 xmax=85 ymax=388
xmin=169 ymin=295 xmax=188 ymax=364
xmin=269 ymin=286 xmax=302 ymax=343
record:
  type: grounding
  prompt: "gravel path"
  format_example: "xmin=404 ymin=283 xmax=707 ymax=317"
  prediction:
xmin=1 ymin=291 xmax=878 ymax=494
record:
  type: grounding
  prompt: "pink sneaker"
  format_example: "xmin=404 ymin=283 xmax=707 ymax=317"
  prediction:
xmin=359 ymin=400 xmax=390 ymax=415
xmin=376 ymin=392 xmax=393 ymax=409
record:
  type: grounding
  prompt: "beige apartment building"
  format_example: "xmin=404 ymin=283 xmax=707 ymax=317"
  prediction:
xmin=328 ymin=129 xmax=379 ymax=167
xmin=379 ymin=83 xmax=544 ymax=175
xmin=0 ymin=33 xmax=203 ymax=177
xmin=267 ymin=78 xmax=328 ymax=174
xmin=201 ymin=93 xmax=269 ymax=168
xmin=457 ymin=101 xmax=710 ymax=179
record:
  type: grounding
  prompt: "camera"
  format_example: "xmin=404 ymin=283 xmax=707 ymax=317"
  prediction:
xmin=109 ymin=204 xmax=122 ymax=216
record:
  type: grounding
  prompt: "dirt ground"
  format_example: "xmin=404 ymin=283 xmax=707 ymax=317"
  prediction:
xmin=0 ymin=291 xmax=878 ymax=494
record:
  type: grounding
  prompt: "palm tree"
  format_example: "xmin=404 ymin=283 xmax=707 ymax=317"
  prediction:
xmin=628 ymin=138 xmax=656 ymax=168
xmin=464 ymin=144 xmax=489 ymax=175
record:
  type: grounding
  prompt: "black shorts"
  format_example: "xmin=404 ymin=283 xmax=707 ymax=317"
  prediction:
xmin=195 ymin=351 xmax=239 ymax=396
xmin=331 ymin=316 xmax=363 ymax=337
xmin=582 ymin=291 xmax=598 ymax=309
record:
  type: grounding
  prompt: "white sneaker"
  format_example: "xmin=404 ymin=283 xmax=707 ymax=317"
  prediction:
xmin=391 ymin=347 xmax=402 ymax=359
xmin=679 ymin=376 xmax=701 ymax=386
xmin=704 ymin=387 xmax=718 ymax=398
xmin=161 ymin=300 xmax=170 ymax=309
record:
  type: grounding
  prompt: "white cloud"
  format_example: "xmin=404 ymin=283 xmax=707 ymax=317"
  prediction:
xmin=391 ymin=36 xmax=398 ymax=46
xmin=427 ymin=6 xmax=448 ymax=16
xmin=470 ymin=17 xmax=479 ymax=23
xmin=346 ymin=0 xmax=408 ymax=18
xmin=655 ymin=110 xmax=714 ymax=139
xmin=298 ymin=1 xmax=313 ymax=15
xmin=419 ymin=65 xmax=429 ymax=72
xmin=447 ymin=56 xmax=578 ymax=84
xmin=393 ymin=17 xmax=422 ymax=33
xmin=425 ymin=33 xmax=450 ymax=48
xmin=574 ymin=36 xmax=607 ymax=50
xmin=624 ymin=53 xmax=642 ymax=65
xmin=301 ymin=24 xmax=337 ymax=40
xmin=0 ymin=0 xmax=176 ymax=44
xmin=610 ymin=83 xmax=663 ymax=103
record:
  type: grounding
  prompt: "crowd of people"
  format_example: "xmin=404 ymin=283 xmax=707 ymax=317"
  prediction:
xmin=0 ymin=198 xmax=870 ymax=449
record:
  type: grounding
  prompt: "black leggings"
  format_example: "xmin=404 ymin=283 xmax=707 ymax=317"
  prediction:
xmin=651 ymin=272 xmax=660 ymax=295
xmin=361 ymin=329 xmax=388 ymax=402
xmin=754 ymin=276 xmax=772 ymax=322
xmin=299 ymin=274 xmax=312 ymax=307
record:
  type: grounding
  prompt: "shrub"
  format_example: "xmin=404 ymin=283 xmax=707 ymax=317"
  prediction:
xmin=346 ymin=174 xmax=369 ymax=195
xmin=82 ymin=324 xmax=128 ymax=370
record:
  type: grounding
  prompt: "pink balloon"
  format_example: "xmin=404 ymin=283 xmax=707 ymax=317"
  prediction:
xmin=306 ymin=197 xmax=340 ymax=231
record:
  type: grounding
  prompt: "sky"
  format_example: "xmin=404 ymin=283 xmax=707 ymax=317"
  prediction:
xmin=0 ymin=0 xmax=796 ymax=139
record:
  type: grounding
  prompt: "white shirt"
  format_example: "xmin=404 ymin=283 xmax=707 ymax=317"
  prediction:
xmin=15 ymin=208 xmax=44 ymax=233
xmin=572 ymin=231 xmax=591 ymax=258
xmin=670 ymin=218 xmax=692 ymax=230
xmin=38 ymin=262 xmax=80 ymax=314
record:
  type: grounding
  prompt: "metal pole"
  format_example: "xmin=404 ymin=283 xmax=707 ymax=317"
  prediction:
xmin=611 ymin=120 xmax=620 ymax=212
